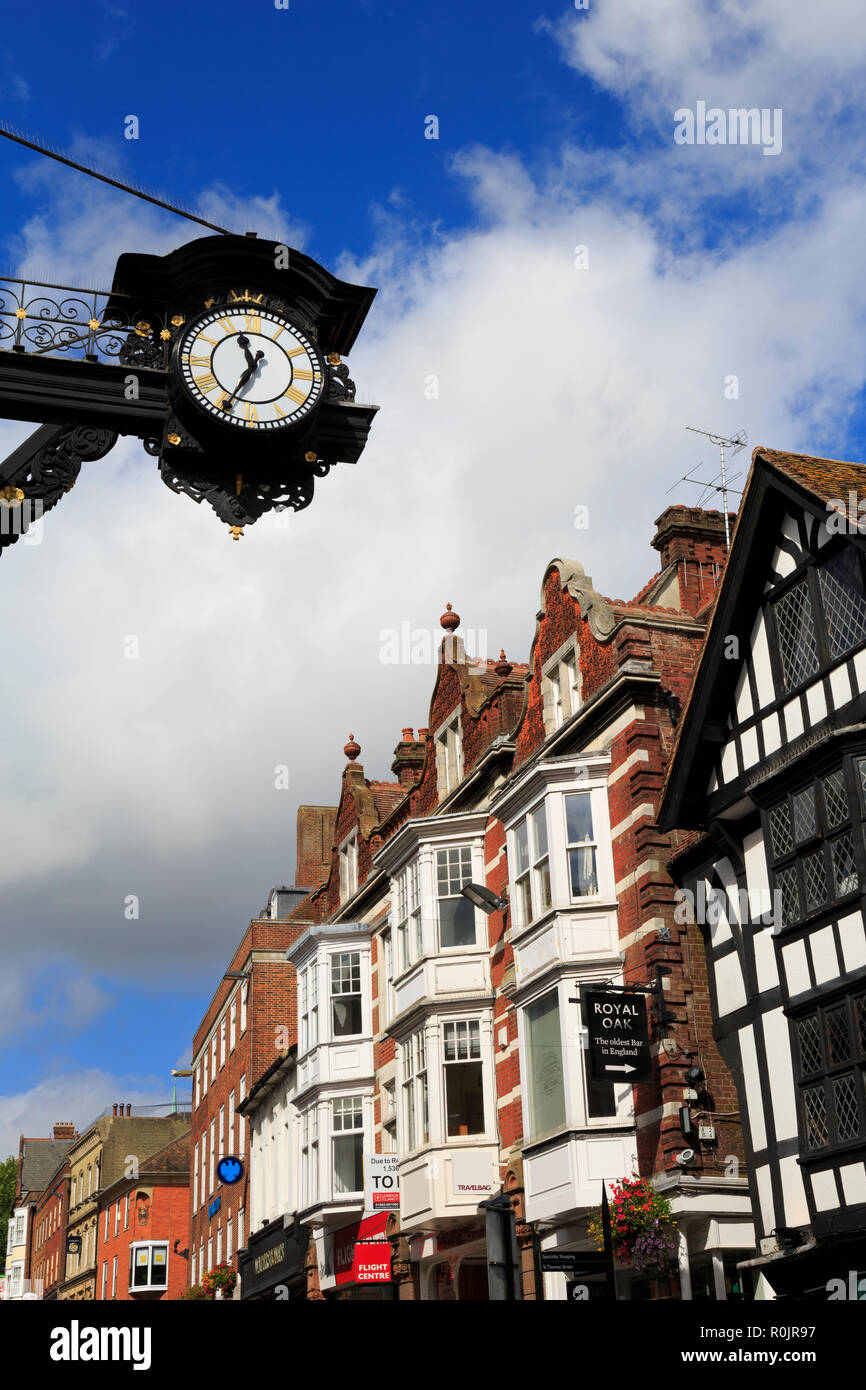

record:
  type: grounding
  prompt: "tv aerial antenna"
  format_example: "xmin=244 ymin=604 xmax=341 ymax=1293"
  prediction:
xmin=674 ymin=426 xmax=748 ymax=550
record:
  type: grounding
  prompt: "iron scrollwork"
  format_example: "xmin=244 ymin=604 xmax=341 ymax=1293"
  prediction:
xmin=0 ymin=275 xmax=171 ymax=368
xmin=157 ymin=457 xmax=326 ymax=533
xmin=0 ymin=423 xmax=118 ymax=556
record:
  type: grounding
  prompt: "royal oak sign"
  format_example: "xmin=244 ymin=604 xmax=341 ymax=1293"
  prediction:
xmin=584 ymin=989 xmax=652 ymax=1085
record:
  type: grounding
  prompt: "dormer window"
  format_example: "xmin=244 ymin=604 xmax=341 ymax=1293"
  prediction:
xmin=435 ymin=713 xmax=463 ymax=798
xmin=542 ymin=641 xmax=581 ymax=734
xmin=339 ymin=830 xmax=358 ymax=903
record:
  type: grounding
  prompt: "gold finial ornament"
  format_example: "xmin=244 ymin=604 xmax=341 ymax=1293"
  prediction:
xmin=159 ymin=329 xmax=171 ymax=340
xmin=14 ymin=308 xmax=26 ymax=320
xmin=203 ymin=298 xmax=215 ymax=309
xmin=133 ymin=320 xmax=151 ymax=337
xmin=170 ymin=314 xmax=185 ymax=327
xmin=167 ymin=432 xmax=181 ymax=446
xmin=88 ymin=318 xmax=100 ymax=331
xmin=304 ymin=451 xmax=318 ymax=463
xmin=0 ymin=485 xmax=25 ymax=505
xmin=229 ymin=526 xmax=243 ymax=541
xmin=327 ymin=352 xmax=341 ymax=365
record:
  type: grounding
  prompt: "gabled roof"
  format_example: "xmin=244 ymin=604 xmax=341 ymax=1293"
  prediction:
xmin=19 ymin=1139 xmax=76 ymax=1197
xmin=658 ymin=445 xmax=866 ymax=830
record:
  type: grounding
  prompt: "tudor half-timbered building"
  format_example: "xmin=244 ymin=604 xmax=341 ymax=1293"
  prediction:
xmin=660 ymin=447 xmax=866 ymax=1298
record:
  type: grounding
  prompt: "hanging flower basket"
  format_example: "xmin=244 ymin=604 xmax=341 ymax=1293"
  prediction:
xmin=200 ymin=1263 xmax=238 ymax=1300
xmin=180 ymin=1283 xmax=209 ymax=1301
xmin=588 ymin=1175 xmax=679 ymax=1277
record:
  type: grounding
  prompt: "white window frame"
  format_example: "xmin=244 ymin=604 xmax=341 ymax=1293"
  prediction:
xmin=435 ymin=844 xmax=477 ymax=950
xmin=240 ymin=980 xmax=248 ymax=1032
xmin=339 ymin=829 xmax=359 ymax=904
xmin=332 ymin=1096 xmax=364 ymax=1194
xmin=394 ymin=860 xmax=423 ymax=973
xmin=220 ymin=1016 xmax=227 ymax=1068
xmin=330 ymin=950 xmax=363 ymax=1039
xmin=381 ymin=927 xmax=395 ymax=1025
xmin=542 ymin=640 xmax=581 ymax=733
xmin=511 ymin=801 xmax=552 ymax=928
xmin=435 ymin=712 xmax=463 ymax=798
xmin=401 ymin=1030 xmax=429 ymax=1153
xmin=228 ymin=1091 xmax=235 ymax=1154
xmin=299 ymin=961 xmax=319 ymax=1055
xmin=301 ymin=1105 xmax=319 ymax=1209
xmin=193 ymin=1143 xmax=199 ymax=1211
xmin=230 ymin=997 xmax=237 ymax=1051
xmin=209 ymin=1118 xmax=216 ymax=1194
xmin=563 ymin=789 xmax=600 ymax=900
xmin=111 ymin=1254 xmax=117 ymax=1298
xmin=442 ymin=1018 xmax=487 ymax=1140
xmin=128 ymin=1241 xmax=169 ymax=1293
xmin=210 ymin=1034 xmax=218 ymax=1080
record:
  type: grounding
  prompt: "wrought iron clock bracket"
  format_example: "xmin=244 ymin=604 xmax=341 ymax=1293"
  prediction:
xmin=0 ymin=421 xmax=118 ymax=558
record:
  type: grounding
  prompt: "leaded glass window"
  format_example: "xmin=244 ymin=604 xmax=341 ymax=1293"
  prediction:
xmin=765 ymin=763 xmax=862 ymax=927
xmin=795 ymin=994 xmax=866 ymax=1158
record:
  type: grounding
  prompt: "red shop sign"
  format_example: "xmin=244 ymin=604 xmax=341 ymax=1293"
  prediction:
xmin=333 ymin=1212 xmax=391 ymax=1286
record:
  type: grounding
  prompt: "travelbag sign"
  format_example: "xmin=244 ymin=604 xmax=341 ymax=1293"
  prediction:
xmin=584 ymin=990 xmax=652 ymax=1084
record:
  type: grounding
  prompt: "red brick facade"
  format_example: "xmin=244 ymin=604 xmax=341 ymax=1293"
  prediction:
xmin=96 ymin=1134 xmax=191 ymax=1301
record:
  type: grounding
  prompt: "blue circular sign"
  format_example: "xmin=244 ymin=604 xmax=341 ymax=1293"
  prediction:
xmin=217 ymin=1155 xmax=243 ymax=1185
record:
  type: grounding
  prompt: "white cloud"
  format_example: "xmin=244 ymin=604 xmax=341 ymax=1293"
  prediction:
xmin=0 ymin=1071 xmax=170 ymax=1159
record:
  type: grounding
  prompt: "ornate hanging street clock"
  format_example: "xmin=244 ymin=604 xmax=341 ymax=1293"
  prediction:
xmin=174 ymin=305 xmax=325 ymax=434
xmin=0 ymin=231 xmax=378 ymax=549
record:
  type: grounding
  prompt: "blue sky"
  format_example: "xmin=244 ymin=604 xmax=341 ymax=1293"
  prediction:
xmin=2 ymin=0 xmax=866 ymax=1152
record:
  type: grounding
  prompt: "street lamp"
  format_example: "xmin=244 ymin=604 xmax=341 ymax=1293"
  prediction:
xmin=460 ymin=883 xmax=507 ymax=914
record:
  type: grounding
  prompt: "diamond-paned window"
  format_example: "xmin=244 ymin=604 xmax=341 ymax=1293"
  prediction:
xmin=817 ymin=548 xmax=866 ymax=659
xmin=769 ymin=804 xmax=793 ymax=858
xmin=767 ymin=761 xmax=863 ymax=928
xmin=831 ymin=833 xmax=859 ymax=897
xmin=826 ymin=1007 xmax=852 ymax=1064
xmin=833 ymin=1075 xmax=861 ymax=1142
xmin=796 ymin=995 xmax=866 ymax=1158
xmin=803 ymin=848 xmax=827 ymax=910
xmin=776 ymin=866 xmax=800 ymax=926
xmin=774 ymin=578 xmax=819 ymax=690
xmin=792 ymin=787 xmax=817 ymax=843
xmin=803 ymin=1085 xmax=829 ymax=1148
xmin=797 ymin=1016 xmax=823 ymax=1075
xmin=823 ymin=770 xmax=849 ymax=830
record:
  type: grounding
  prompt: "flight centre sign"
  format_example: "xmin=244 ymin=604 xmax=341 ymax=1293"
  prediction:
xmin=585 ymin=990 xmax=652 ymax=1085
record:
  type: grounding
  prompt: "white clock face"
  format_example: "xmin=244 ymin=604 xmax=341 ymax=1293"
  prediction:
xmin=178 ymin=307 xmax=325 ymax=431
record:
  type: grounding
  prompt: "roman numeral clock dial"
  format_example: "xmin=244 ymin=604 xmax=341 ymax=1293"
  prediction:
xmin=174 ymin=306 xmax=325 ymax=433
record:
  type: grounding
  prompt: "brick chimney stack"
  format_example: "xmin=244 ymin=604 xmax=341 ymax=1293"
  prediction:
xmin=52 ymin=1122 xmax=76 ymax=1140
xmin=391 ymin=727 xmax=426 ymax=787
xmin=295 ymin=805 xmax=338 ymax=888
xmin=651 ymin=506 xmax=733 ymax=617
